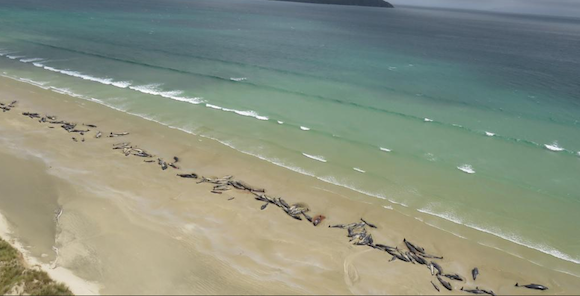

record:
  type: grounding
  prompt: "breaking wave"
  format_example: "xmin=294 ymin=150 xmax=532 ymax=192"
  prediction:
xmin=544 ymin=142 xmax=564 ymax=152
xmin=302 ymin=153 xmax=327 ymax=163
xmin=128 ymin=84 xmax=203 ymax=105
xmin=204 ymin=103 xmax=269 ymax=121
xmin=457 ymin=164 xmax=475 ymax=174
xmin=417 ymin=208 xmax=580 ymax=265
xmin=19 ymin=57 xmax=44 ymax=63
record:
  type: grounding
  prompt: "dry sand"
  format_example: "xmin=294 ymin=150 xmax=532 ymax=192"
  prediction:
xmin=1 ymin=76 xmax=579 ymax=295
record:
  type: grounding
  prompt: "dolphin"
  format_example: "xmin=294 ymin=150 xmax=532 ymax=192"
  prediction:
xmin=279 ymin=198 xmax=290 ymax=209
xmin=302 ymin=211 xmax=313 ymax=222
xmin=411 ymin=253 xmax=428 ymax=265
xmin=444 ymin=273 xmax=464 ymax=282
xmin=404 ymin=238 xmax=426 ymax=255
xmin=515 ymin=283 xmax=548 ymax=291
xmin=360 ymin=218 xmax=377 ymax=228
xmin=385 ymin=249 xmax=409 ymax=262
xmin=405 ymin=252 xmax=416 ymax=264
xmin=431 ymin=261 xmax=443 ymax=275
xmin=158 ymin=159 xmax=168 ymax=170
xmin=437 ymin=275 xmax=452 ymax=291
xmin=479 ymin=287 xmax=496 ymax=296
xmin=177 ymin=173 xmax=198 ymax=179
xmin=461 ymin=287 xmax=486 ymax=294
xmin=109 ymin=132 xmax=129 ymax=137
xmin=328 ymin=224 xmax=346 ymax=229
xmin=312 ymin=215 xmax=325 ymax=226
xmin=472 ymin=267 xmax=479 ymax=281
xmin=431 ymin=281 xmax=440 ymax=292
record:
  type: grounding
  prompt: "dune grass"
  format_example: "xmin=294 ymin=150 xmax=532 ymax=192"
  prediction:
xmin=0 ymin=238 xmax=72 ymax=295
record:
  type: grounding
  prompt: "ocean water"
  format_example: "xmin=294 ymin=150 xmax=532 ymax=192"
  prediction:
xmin=1 ymin=0 xmax=580 ymax=275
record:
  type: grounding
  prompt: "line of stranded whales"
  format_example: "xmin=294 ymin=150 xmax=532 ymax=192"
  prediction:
xmin=3 ymin=101 xmax=551 ymax=295
xmin=0 ymin=100 xmax=17 ymax=112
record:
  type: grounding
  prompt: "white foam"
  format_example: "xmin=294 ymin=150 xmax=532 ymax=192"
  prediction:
xmin=300 ymin=126 xmax=310 ymax=131
xmin=6 ymin=55 xmax=24 ymax=60
xmin=422 ymin=220 xmax=467 ymax=239
xmin=230 ymin=77 xmax=247 ymax=82
xmin=383 ymin=205 xmax=393 ymax=210
xmin=19 ymin=57 xmax=43 ymax=63
xmin=485 ymin=131 xmax=495 ymax=137
xmin=43 ymin=65 xmax=115 ymax=85
xmin=379 ymin=147 xmax=391 ymax=152
xmin=48 ymin=87 xmax=89 ymax=99
xmin=277 ymin=121 xmax=284 ymax=124
xmin=204 ymin=103 xmax=269 ymax=121
xmin=424 ymin=118 xmax=433 ymax=122
xmin=233 ymin=110 xmax=268 ymax=121
xmin=388 ymin=66 xmax=397 ymax=71
xmin=417 ymin=207 xmax=580 ymax=265
xmin=5 ymin=70 xmax=417 ymax=237
xmin=302 ymin=153 xmax=326 ymax=163
xmin=317 ymin=175 xmax=404 ymax=206
xmin=34 ymin=64 xmax=136 ymax=92
xmin=205 ymin=104 xmax=223 ymax=110
xmin=198 ymin=141 xmax=405 ymax=210
xmin=18 ymin=78 xmax=48 ymax=87
xmin=544 ymin=142 xmax=564 ymax=152
xmin=129 ymin=84 xmax=203 ymax=105
xmin=111 ymin=81 xmax=132 ymax=88
xmin=353 ymin=167 xmax=366 ymax=173
xmin=424 ymin=152 xmax=437 ymax=162
xmin=457 ymin=164 xmax=475 ymax=174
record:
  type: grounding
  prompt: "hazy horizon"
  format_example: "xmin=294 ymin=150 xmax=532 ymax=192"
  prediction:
xmin=389 ymin=0 xmax=580 ymax=18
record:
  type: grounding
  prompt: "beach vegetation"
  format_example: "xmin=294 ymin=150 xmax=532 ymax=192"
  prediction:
xmin=0 ymin=238 xmax=72 ymax=295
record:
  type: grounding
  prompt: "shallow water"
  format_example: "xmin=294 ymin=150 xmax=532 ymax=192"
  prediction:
xmin=1 ymin=0 xmax=579 ymax=277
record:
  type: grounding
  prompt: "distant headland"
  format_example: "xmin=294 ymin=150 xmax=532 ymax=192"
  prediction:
xmin=274 ymin=0 xmax=394 ymax=8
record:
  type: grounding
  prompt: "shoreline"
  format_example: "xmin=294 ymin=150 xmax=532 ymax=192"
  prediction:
xmin=2 ymin=66 xmax=578 ymax=271
xmin=1 ymin=76 xmax=579 ymax=294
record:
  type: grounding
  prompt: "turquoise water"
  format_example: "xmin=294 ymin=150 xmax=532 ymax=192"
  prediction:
xmin=1 ymin=0 xmax=580 ymax=275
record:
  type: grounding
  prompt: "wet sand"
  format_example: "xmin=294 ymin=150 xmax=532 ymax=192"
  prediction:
xmin=1 ymin=76 xmax=579 ymax=295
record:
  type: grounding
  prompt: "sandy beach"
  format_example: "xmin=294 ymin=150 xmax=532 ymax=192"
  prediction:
xmin=1 ymin=75 xmax=579 ymax=295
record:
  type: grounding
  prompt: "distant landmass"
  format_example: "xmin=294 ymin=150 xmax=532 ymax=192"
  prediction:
xmin=275 ymin=0 xmax=394 ymax=8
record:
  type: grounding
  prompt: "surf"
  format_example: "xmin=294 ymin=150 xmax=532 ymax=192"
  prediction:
xmin=302 ymin=153 xmax=326 ymax=163
xmin=417 ymin=208 xmax=580 ymax=265
xmin=457 ymin=164 xmax=475 ymax=174
xmin=544 ymin=142 xmax=564 ymax=152
xmin=204 ymin=103 xmax=269 ymax=121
